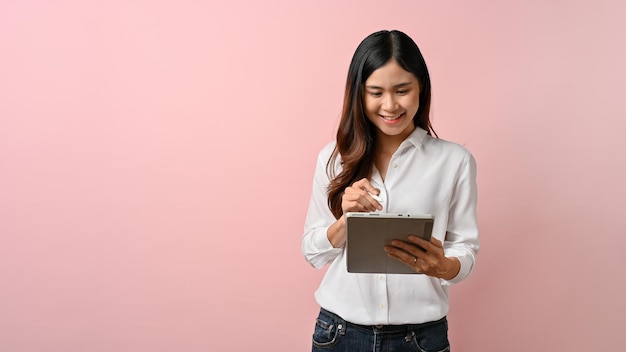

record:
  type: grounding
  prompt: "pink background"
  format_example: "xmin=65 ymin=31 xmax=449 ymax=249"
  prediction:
xmin=1 ymin=1 xmax=625 ymax=351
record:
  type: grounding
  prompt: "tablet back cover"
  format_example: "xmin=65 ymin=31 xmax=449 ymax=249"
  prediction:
xmin=346 ymin=213 xmax=434 ymax=274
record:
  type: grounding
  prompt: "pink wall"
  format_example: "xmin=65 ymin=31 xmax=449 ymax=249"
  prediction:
xmin=1 ymin=1 xmax=625 ymax=351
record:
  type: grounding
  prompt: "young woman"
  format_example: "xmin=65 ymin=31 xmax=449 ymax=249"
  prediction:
xmin=302 ymin=30 xmax=479 ymax=351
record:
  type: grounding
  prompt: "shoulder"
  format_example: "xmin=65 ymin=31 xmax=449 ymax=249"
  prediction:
xmin=316 ymin=140 xmax=338 ymax=164
xmin=318 ymin=140 xmax=336 ymax=158
xmin=313 ymin=141 xmax=342 ymax=176
xmin=424 ymin=135 xmax=476 ymax=165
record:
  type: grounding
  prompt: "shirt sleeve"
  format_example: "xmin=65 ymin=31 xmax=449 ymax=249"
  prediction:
xmin=301 ymin=145 xmax=343 ymax=269
xmin=441 ymin=151 xmax=480 ymax=286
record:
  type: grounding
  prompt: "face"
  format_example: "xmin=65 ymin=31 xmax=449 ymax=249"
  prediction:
xmin=363 ymin=59 xmax=420 ymax=143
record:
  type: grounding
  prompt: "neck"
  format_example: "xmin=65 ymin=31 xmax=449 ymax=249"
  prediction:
xmin=375 ymin=130 xmax=413 ymax=155
xmin=376 ymin=137 xmax=402 ymax=156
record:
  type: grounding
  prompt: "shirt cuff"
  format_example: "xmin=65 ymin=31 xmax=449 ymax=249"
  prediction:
xmin=314 ymin=225 xmax=336 ymax=251
xmin=305 ymin=225 xmax=343 ymax=269
xmin=440 ymin=250 xmax=474 ymax=286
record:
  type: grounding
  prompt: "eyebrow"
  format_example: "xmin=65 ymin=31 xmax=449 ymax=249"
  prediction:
xmin=365 ymin=82 xmax=414 ymax=89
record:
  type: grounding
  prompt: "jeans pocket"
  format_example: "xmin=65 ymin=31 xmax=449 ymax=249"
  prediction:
xmin=312 ymin=311 xmax=344 ymax=348
xmin=410 ymin=318 xmax=450 ymax=352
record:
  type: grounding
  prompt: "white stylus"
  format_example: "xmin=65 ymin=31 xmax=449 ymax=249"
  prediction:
xmin=369 ymin=192 xmax=384 ymax=204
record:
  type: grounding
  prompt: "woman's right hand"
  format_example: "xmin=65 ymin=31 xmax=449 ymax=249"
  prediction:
xmin=327 ymin=178 xmax=383 ymax=248
xmin=341 ymin=178 xmax=383 ymax=214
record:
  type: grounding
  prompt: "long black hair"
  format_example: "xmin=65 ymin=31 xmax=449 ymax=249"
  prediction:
xmin=326 ymin=30 xmax=436 ymax=219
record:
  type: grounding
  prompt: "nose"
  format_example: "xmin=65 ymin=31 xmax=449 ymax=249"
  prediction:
xmin=382 ymin=93 xmax=397 ymax=111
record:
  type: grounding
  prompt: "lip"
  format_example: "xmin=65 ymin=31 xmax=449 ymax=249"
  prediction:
xmin=379 ymin=112 xmax=405 ymax=124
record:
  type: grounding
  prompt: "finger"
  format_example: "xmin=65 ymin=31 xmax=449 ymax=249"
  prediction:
xmin=351 ymin=178 xmax=371 ymax=189
xmin=342 ymin=198 xmax=368 ymax=213
xmin=347 ymin=179 xmax=380 ymax=201
xmin=407 ymin=235 xmax=431 ymax=247
xmin=355 ymin=196 xmax=377 ymax=211
xmin=404 ymin=237 xmax=447 ymax=269
xmin=397 ymin=238 xmax=428 ymax=253
xmin=407 ymin=236 xmax=444 ymax=253
xmin=361 ymin=191 xmax=382 ymax=211
xmin=384 ymin=247 xmax=423 ymax=273
xmin=345 ymin=186 xmax=381 ymax=211
xmin=384 ymin=245 xmax=409 ymax=257
xmin=388 ymin=240 xmax=428 ymax=258
xmin=342 ymin=193 xmax=376 ymax=213
xmin=386 ymin=242 xmax=448 ymax=277
xmin=383 ymin=246 xmax=403 ymax=260
xmin=429 ymin=237 xmax=444 ymax=248
xmin=384 ymin=246 xmax=417 ymax=265
xmin=409 ymin=236 xmax=447 ymax=261
xmin=352 ymin=178 xmax=380 ymax=197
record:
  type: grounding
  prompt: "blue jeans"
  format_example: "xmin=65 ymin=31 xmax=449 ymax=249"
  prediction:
xmin=311 ymin=308 xmax=450 ymax=352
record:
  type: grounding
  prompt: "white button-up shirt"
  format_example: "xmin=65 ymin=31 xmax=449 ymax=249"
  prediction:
xmin=302 ymin=127 xmax=479 ymax=325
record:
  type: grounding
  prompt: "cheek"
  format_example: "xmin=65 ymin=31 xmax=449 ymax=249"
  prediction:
xmin=363 ymin=99 xmax=378 ymax=115
xmin=403 ymin=95 xmax=420 ymax=112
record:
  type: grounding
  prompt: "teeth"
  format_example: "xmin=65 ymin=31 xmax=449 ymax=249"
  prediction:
xmin=382 ymin=113 xmax=402 ymax=121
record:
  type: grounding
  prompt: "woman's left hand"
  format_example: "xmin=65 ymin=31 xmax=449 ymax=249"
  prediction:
xmin=384 ymin=236 xmax=460 ymax=280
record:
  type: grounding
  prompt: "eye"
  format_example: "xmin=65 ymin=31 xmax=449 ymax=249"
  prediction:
xmin=368 ymin=92 xmax=382 ymax=97
xmin=396 ymin=89 xmax=409 ymax=95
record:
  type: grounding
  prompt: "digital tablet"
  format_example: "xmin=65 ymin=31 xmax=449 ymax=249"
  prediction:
xmin=345 ymin=212 xmax=434 ymax=274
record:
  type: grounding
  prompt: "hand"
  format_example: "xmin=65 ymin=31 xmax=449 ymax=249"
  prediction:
xmin=384 ymin=236 xmax=460 ymax=280
xmin=341 ymin=178 xmax=383 ymax=214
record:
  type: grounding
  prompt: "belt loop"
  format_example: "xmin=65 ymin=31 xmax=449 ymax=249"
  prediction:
xmin=405 ymin=329 xmax=415 ymax=342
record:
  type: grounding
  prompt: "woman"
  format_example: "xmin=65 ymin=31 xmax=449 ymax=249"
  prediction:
xmin=302 ymin=30 xmax=479 ymax=351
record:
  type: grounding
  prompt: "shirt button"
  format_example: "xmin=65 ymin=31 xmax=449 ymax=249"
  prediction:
xmin=379 ymin=304 xmax=385 ymax=309
xmin=392 ymin=163 xmax=398 ymax=168
xmin=378 ymin=275 xmax=384 ymax=281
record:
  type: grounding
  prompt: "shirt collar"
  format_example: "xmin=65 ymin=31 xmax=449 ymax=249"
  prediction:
xmin=400 ymin=126 xmax=428 ymax=150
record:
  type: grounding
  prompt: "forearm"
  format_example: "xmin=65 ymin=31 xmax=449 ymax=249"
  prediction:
xmin=302 ymin=216 xmax=345 ymax=269
xmin=441 ymin=246 xmax=477 ymax=285
xmin=440 ymin=257 xmax=461 ymax=281
xmin=327 ymin=215 xmax=347 ymax=248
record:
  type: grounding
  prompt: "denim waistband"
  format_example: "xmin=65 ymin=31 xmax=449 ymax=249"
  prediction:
xmin=320 ymin=307 xmax=447 ymax=333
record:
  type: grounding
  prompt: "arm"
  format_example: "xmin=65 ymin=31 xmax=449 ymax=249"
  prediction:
xmin=301 ymin=147 xmax=343 ymax=269
xmin=301 ymin=147 xmax=383 ymax=268
xmin=441 ymin=151 xmax=479 ymax=285
xmin=384 ymin=151 xmax=478 ymax=282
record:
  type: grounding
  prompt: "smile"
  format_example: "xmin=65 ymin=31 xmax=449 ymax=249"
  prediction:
xmin=380 ymin=113 xmax=404 ymax=121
